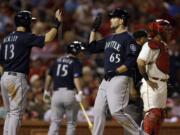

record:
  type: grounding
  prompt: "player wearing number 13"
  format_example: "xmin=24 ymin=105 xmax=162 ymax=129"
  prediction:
xmin=0 ymin=10 xmax=62 ymax=135
xmin=87 ymin=8 xmax=147 ymax=135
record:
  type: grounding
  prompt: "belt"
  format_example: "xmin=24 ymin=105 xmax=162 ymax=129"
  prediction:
xmin=8 ymin=72 xmax=17 ymax=76
xmin=55 ymin=87 xmax=74 ymax=91
xmin=4 ymin=71 xmax=26 ymax=78
xmin=151 ymin=77 xmax=168 ymax=82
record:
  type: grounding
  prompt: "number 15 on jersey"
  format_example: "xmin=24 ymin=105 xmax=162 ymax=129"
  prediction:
xmin=56 ymin=64 xmax=68 ymax=77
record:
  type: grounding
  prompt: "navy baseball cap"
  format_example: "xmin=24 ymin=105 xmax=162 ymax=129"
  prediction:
xmin=133 ymin=30 xmax=148 ymax=39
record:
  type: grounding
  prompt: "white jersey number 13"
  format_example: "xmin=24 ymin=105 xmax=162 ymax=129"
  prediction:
xmin=4 ymin=44 xmax=15 ymax=60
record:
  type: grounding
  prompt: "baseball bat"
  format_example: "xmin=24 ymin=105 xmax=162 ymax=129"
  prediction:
xmin=79 ymin=102 xmax=93 ymax=134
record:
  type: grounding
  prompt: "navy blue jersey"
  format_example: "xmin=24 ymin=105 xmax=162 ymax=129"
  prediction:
xmin=87 ymin=32 xmax=138 ymax=77
xmin=0 ymin=31 xmax=45 ymax=74
xmin=48 ymin=55 xmax=82 ymax=90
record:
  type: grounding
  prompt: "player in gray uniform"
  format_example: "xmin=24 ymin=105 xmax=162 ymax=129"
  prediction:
xmin=86 ymin=8 xmax=148 ymax=135
xmin=0 ymin=10 xmax=62 ymax=135
xmin=43 ymin=41 xmax=85 ymax=135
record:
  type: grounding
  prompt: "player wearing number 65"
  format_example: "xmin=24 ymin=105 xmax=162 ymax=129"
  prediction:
xmin=86 ymin=8 xmax=148 ymax=135
xmin=0 ymin=10 xmax=62 ymax=135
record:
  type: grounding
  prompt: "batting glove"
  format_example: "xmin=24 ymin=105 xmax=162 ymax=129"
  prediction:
xmin=104 ymin=71 xmax=118 ymax=81
xmin=43 ymin=90 xmax=51 ymax=104
xmin=75 ymin=91 xmax=83 ymax=102
xmin=91 ymin=13 xmax=102 ymax=32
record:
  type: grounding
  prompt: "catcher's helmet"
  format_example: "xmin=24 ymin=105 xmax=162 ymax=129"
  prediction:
xmin=108 ymin=8 xmax=129 ymax=20
xmin=147 ymin=19 xmax=171 ymax=37
xmin=14 ymin=10 xmax=36 ymax=28
xmin=67 ymin=41 xmax=85 ymax=55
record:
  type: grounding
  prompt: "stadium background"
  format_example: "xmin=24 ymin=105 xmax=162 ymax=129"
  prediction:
xmin=0 ymin=0 xmax=180 ymax=134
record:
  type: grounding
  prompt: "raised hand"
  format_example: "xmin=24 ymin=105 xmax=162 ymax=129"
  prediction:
xmin=92 ymin=14 xmax=102 ymax=32
xmin=55 ymin=9 xmax=62 ymax=22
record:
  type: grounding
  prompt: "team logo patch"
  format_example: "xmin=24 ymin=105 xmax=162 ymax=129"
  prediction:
xmin=130 ymin=44 xmax=136 ymax=52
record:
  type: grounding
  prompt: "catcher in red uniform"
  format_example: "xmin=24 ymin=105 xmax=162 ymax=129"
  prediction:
xmin=137 ymin=19 xmax=171 ymax=135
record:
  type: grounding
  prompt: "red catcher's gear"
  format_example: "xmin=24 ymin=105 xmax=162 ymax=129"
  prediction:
xmin=144 ymin=108 xmax=164 ymax=135
xmin=147 ymin=19 xmax=170 ymax=38
xmin=148 ymin=39 xmax=169 ymax=74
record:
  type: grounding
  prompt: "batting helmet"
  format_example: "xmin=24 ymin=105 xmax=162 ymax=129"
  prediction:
xmin=108 ymin=8 xmax=129 ymax=20
xmin=147 ymin=19 xmax=171 ymax=37
xmin=67 ymin=41 xmax=85 ymax=55
xmin=14 ymin=10 xmax=36 ymax=28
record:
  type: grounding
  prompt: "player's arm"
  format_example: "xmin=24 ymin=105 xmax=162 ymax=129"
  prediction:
xmin=89 ymin=14 xmax=102 ymax=43
xmin=116 ymin=42 xmax=143 ymax=74
xmin=43 ymin=64 xmax=54 ymax=103
xmin=44 ymin=10 xmax=62 ymax=43
xmin=74 ymin=77 xmax=83 ymax=93
xmin=27 ymin=10 xmax=62 ymax=48
xmin=137 ymin=44 xmax=158 ymax=90
xmin=116 ymin=42 xmax=138 ymax=74
xmin=136 ymin=59 xmax=146 ymax=77
xmin=137 ymin=59 xmax=158 ymax=90
xmin=89 ymin=31 xmax=96 ymax=43
xmin=43 ymin=74 xmax=52 ymax=103
xmin=86 ymin=14 xmax=105 ymax=53
xmin=73 ymin=61 xmax=83 ymax=92
xmin=44 ymin=74 xmax=52 ymax=92
xmin=116 ymin=65 xmax=128 ymax=74
xmin=73 ymin=61 xmax=84 ymax=102
xmin=74 ymin=77 xmax=84 ymax=102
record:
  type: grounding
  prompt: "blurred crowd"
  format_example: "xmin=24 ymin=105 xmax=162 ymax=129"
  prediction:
xmin=0 ymin=0 xmax=180 ymax=123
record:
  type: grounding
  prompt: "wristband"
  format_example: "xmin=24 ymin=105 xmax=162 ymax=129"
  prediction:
xmin=91 ymin=28 xmax=97 ymax=32
xmin=53 ymin=19 xmax=61 ymax=29
xmin=142 ymin=73 xmax=149 ymax=81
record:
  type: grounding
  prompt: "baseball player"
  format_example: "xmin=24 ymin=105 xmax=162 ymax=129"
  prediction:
xmin=0 ymin=10 xmax=62 ymax=135
xmin=137 ymin=19 xmax=171 ymax=135
xmin=124 ymin=30 xmax=148 ymax=135
xmin=86 ymin=8 xmax=148 ymax=135
xmin=43 ymin=41 xmax=85 ymax=135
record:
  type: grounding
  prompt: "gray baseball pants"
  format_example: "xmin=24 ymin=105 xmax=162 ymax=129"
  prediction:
xmin=93 ymin=76 xmax=144 ymax=135
xmin=48 ymin=88 xmax=79 ymax=135
xmin=124 ymin=100 xmax=143 ymax=135
xmin=0 ymin=72 xmax=29 ymax=135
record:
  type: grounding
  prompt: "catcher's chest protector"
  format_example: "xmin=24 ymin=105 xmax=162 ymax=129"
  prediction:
xmin=148 ymin=40 xmax=169 ymax=74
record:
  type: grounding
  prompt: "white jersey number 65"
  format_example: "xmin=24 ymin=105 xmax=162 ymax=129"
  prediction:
xmin=109 ymin=53 xmax=120 ymax=63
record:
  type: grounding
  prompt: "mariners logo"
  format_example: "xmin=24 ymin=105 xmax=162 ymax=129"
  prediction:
xmin=130 ymin=44 xmax=136 ymax=52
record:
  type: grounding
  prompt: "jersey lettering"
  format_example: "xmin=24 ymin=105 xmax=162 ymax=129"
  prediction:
xmin=105 ymin=41 xmax=121 ymax=51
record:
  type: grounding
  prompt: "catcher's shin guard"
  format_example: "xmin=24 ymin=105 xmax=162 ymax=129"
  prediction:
xmin=143 ymin=108 xmax=164 ymax=135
